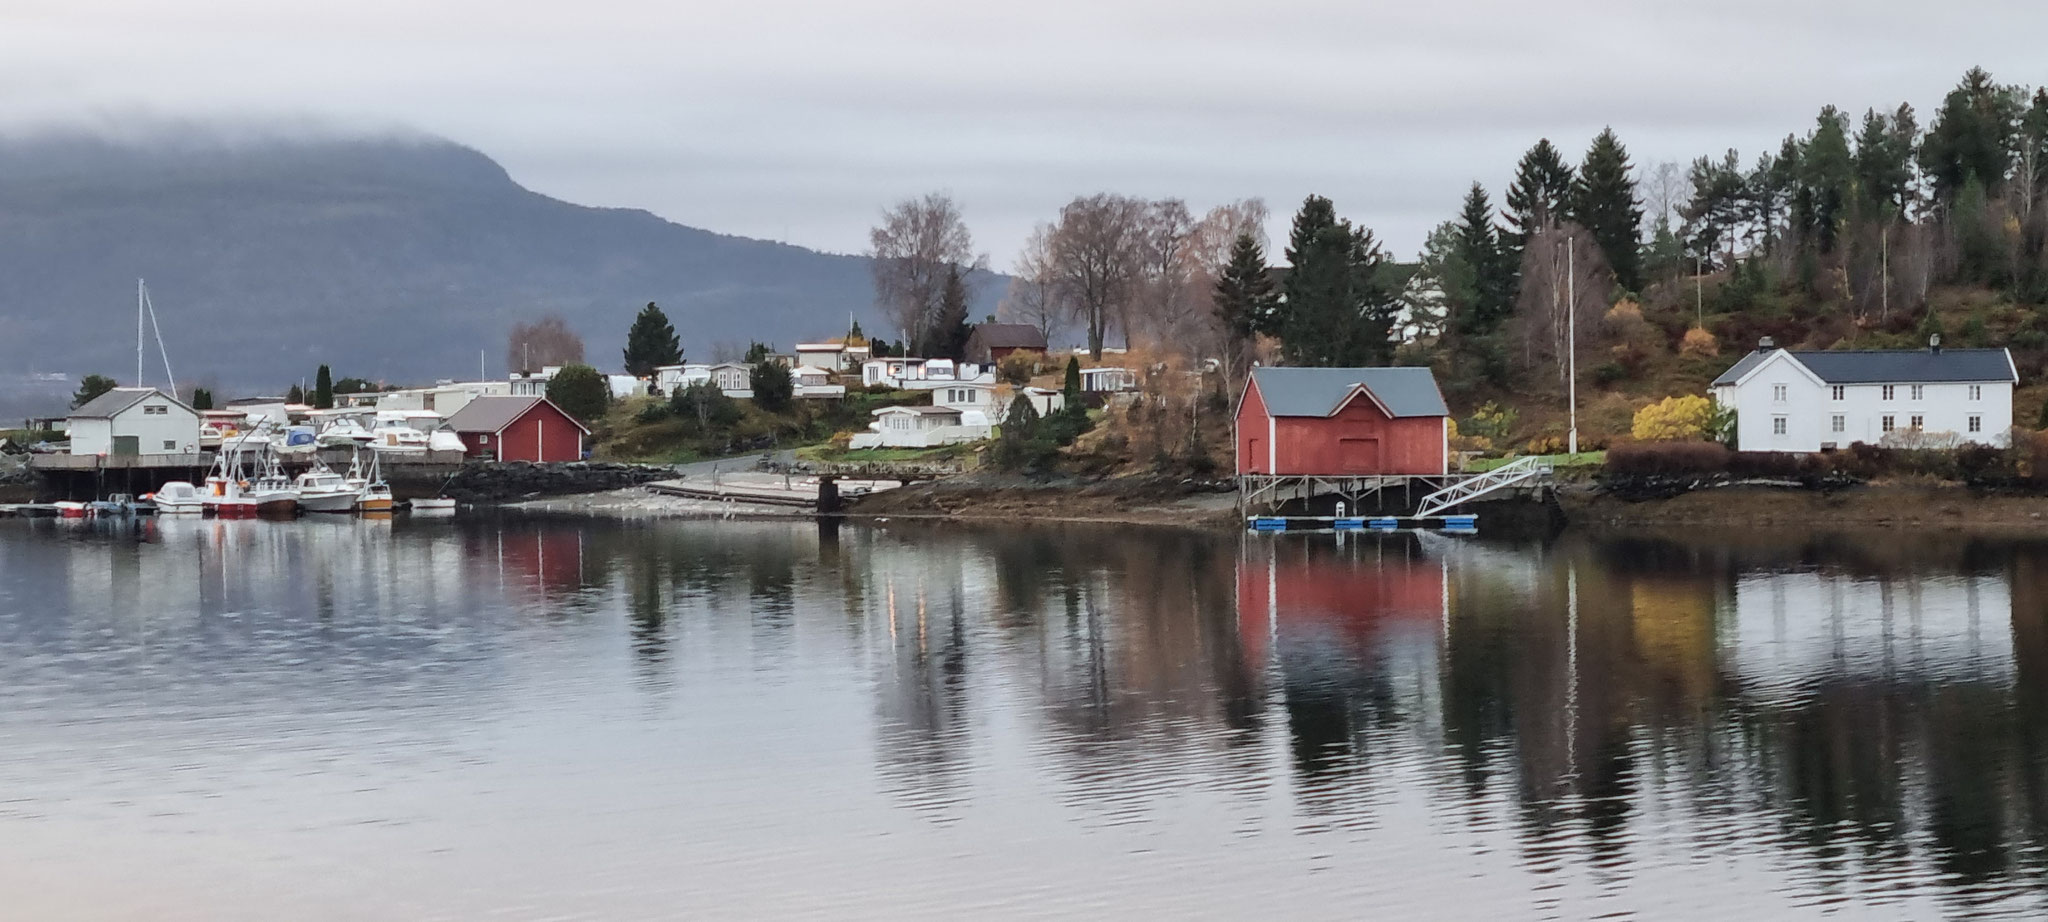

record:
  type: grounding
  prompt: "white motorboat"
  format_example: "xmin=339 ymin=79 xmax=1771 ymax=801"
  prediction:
xmin=244 ymin=442 xmax=300 ymax=516
xmin=428 ymin=430 xmax=466 ymax=453
xmin=276 ymin=425 xmax=320 ymax=456
xmin=370 ymin=425 xmax=429 ymax=453
xmin=317 ymin=418 xmax=376 ymax=447
xmin=294 ymin=460 xmax=359 ymax=513
xmin=150 ymin=481 xmax=206 ymax=514
xmin=409 ymin=497 xmax=456 ymax=513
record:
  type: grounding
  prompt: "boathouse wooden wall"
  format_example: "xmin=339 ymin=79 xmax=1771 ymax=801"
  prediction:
xmin=458 ymin=401 xmax=585 ymax=463
xmin=1234 ymin=378 xmax=1446 ymax=477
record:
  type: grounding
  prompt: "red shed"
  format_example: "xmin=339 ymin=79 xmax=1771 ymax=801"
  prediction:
xmin=442 ymin=396 xmax=589 ymax=462
xmin=1234 ymin=366 xmax=1448 ymax=476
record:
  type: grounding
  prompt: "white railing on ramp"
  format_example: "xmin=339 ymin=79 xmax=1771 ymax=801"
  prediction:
xmin=1414 ymin=457 xmax=1551 ymax=517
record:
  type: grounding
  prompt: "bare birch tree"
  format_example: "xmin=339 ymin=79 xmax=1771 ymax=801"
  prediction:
xmin=507 ymin=315 xmax=585 ymax=373
xmin=869 ymin=193 xmax=977 ymax=349
xmin=1048 ymin=193 xmax=1150 ymax=358
xmin=998 ymin=223 xmax=1067 ymax=344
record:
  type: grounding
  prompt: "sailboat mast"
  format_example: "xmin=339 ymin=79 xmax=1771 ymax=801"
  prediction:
xmin=137 ymin=279 xmax=146 ymax=388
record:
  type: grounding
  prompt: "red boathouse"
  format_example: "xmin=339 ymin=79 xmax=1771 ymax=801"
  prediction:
xmin=442 ymin=396 xmax=589 ymax=463
xmin=1234 ymin=366 xmax=1449 ymax=476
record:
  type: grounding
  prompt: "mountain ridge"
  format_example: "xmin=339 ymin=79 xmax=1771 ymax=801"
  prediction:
xmin=0 ymin=128 xmax=979 ymax=402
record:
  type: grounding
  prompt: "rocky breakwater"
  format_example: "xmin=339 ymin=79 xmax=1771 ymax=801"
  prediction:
xmin=426 ymin=461 xmax=672 ymax=504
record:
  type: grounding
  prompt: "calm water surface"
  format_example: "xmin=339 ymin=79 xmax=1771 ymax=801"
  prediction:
xmin=2 ymin=516 xmax=2046 ymax=919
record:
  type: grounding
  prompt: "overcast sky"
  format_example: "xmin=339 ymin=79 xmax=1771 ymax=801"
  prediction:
xmin=4 ymin=1 xmax=2046 ymax=268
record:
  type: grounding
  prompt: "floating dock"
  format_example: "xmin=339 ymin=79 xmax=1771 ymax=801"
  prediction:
xmin=1247 ymin=514 xmax=1477 ymax=534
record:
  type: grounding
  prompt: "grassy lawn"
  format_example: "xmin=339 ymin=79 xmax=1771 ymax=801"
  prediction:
xmin=796 ymin=444 xmax=976 ymax=464
xmin=1466 ymin=450 xmax=1605 ymax=473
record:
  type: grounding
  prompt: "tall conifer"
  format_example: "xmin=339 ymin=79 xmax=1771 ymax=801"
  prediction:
xmin=1572 ymin=128 xmax=1645 ymax=290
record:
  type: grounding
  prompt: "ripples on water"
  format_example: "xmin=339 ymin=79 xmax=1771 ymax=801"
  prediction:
xmin=2 ymin=516 xmax=2047 ymax=919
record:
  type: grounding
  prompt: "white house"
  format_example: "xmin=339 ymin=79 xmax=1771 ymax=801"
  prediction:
xmin=1079 ymin=366 xmax=1138 ymax=393
xmin=1018 ymin=386 xmax=1066 ymax=417
xmin=933 ymin=382 xmax=997 ymax=424
xmin=654 ymin=363 xmax=753 ymax=399
xmin=792 ymin=365 xmax=847 ymax=400
xmin=862 ymin=357 xmax=995 ymax=390
xmin=847 ymin=405 xmax=992 ymax=449
xmin=67 ymin=388 xmax=202 ymax=457
xmin=1710 ymin=336 xmax=2017 ymax=451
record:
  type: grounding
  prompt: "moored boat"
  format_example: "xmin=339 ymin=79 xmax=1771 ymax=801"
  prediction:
xmin=294 ymin=460 xmax=359 ymax=513
xmin=355 ymin=450 xmax=395 ymax=512
xmin=150 ymin=481 xmax=206 ymax=514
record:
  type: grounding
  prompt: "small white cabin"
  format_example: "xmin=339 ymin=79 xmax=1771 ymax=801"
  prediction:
xmin=847 ymin=405 xmax=992 ymax=449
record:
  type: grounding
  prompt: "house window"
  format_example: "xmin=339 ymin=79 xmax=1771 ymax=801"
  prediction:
xmin=1881 ymin=415 xmax=1895 ymax=432
xmin=1910 ymin=415 xmax=1924 ymax=430
xmin=479 ymin=434 xmax=490 ymax=445
xmin=1831 ymin=415 xmax=1845 ymax=433
xmin=1881 ymin=385 xmax=1895 ymax=400
xmin=1910 ymin=385 xmax=1925 ymax=400
xmin=1772 ymin=416 xmax=1788 ymax=436
xmin=162 ymin=440 xmax=176 ymax=451
xmin=1970 ymin=385 xmax=1982 ymax=400
xmin=1772 ymin=384 xmax=1787 ymax=403
xmin=143 ymin=405 xmax=166 ymax=415
xmin=1831 ymin=386 xmax=1845 ymax=400
xmin=1969 ymin=416 xmax=1983 ymax=433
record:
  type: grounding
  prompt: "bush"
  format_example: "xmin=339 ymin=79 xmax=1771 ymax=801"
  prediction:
xmin=1606 ymin=441 xmax=1730 ymax=475
xmin=634 ymin=401 xmax=672 ymax=424
xmin=1593 ymin=362 xmax=1628 ymax=386
xmin=1632 ymin=394 xmax=1716 ymax=441
xmin=751 ymin=360 xmax=794 ymax=412
xmin=1679 ymin=327 xmax=1720 ymax=358
xmin=545 ymin=364 xmax=611 ymax=424
xmin=996 ymin=352 xmax=1038 ymax=386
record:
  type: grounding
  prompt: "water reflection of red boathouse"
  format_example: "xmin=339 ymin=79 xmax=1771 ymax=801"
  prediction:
xmin=1237 ymin=539 xmax=1444 ymax=663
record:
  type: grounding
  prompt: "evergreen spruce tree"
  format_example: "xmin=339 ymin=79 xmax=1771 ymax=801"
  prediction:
xmin=286 ymin=384 xmax=306 ymax=405
xmin=1279 ymin=196 xmax=1399 ymax=367
xmin=1504 ymin=139 xmax=1577 ymax=260
xmin=1852 ymin=104 xmax=1919 ymax=218
xmin=1063 ymin=355 xmax=1082 ymax=403
xmin=190 ymin=388 xmax=214 ymax=411
xmin=1453 ymin=183 xmax=1512 ymax=334
xmin=1919 ymin=67 xmax=2024 ymax=206
xmin=1572 ymin=128 xmax=1645 ymax=290
xmin=622 ymin=302 xmax=683 ymax=378
xmin=750 ymin=360 xmax=795 ymax=412
xmin=72 ymin=374 xmax=118 ymax=408
xmin=925 ymin=265 xmax=974 ymax=360
xmin=313 ymin=365 xmax=334 ymax=410
xmin=1213 ymin=232 xmax=1278 ymax=341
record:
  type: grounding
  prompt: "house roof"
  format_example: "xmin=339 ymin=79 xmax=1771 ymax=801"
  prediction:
xmin=1248 ymin=366 xmax=1449 ymax=418
xmin=71 ymin=387 xmax=190 ymax=419
xmin=969 ymin=323 xmax=1050 ymax=351
xmin=1711 ymin=347 xmax=2017 ymax=386
xmin=442 ymin=395 xmax=592 ymax=435
xmin=874 ymin=405 xmax=962 ymax=416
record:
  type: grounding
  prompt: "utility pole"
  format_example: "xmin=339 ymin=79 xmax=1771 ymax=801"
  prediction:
xmin=1567 ymin=235 xmax=1578 ymax=456
xmin=1881 ymin=222 xmax=1891 ymax=321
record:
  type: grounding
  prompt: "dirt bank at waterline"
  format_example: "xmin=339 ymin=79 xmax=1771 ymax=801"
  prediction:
xmin=1563 ymin=481 xmax=2048 ymax=528
xmin=840 ymin=475 xmax=1244 ymax=528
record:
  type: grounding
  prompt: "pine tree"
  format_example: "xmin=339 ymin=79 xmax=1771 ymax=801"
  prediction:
xmin=1453 ymin=183 xmax=1512 ymax=334
xmin=1504 ymin=139 xmax=1577 ymax=259
xmin=286 ymin=384 xmax=306 ymax=405
xmin=622 ymin=302 xmax=683 ymax=378
xmin=190 ymin=388 xmax=214 ymax=411
xmin=313 ymin=365 xmax=334 ymax=410
xmin=72 ymin=374 xmax=118 ymax=408
xmin=1853 ymin=104 xmax=1919 ymax=218
xmin=1572 ymin=128 xmax=1645 ymax=290
xmin=1794 ymin=107 xmax=1855 ymax=253
xmin=1919 ymin=67 xmax=2024 ymax=206
xmin=1683 ymin=150 xmax=1748 ymax=266
xmin=750 ymin=360 xmax=794 ymax=412
xmin=1213 ymin=232 xmax=1278 ymax=341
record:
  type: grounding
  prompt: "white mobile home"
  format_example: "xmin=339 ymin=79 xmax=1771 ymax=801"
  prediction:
xmin=67 ymin=388 xmax=202 ymax=457
xmin=1710 ymin=337 xmax=2016 ymax=451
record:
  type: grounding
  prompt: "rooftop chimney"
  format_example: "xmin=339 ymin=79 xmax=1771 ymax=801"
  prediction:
xmin=1930 ymin=332 xmax=1943 ymax=355
xmin=1757 ymin=336 xmax=1776 ymax=353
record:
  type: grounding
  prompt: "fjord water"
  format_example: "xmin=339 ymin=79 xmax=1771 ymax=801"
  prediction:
xmin=2 ymin=518 xmax=2046 ymax=920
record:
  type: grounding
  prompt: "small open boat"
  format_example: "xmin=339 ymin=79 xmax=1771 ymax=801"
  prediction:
xmin=151 ymin=481 xmax=206 ymax=514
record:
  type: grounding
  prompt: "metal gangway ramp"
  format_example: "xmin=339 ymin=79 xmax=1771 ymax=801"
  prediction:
xmin=1413 ymin=456 xmax=1552 ymax=517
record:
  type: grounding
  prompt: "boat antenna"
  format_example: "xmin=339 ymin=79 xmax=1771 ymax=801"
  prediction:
xmin=141 ymin=281 xmax=177 ymax=397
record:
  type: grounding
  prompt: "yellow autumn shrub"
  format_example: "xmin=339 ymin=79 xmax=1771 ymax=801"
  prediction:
xmin=1632 ymin=395 xmax=1716 ymax=442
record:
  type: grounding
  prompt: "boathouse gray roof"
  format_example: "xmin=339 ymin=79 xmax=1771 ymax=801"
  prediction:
xmin=1248 ymin=366 xmax=1449 ymax=418
xmin=68 ymin=387 xmax=192 ymax=419
xmin=443 ymin=395 xmax=590 ymax=434
xmin=1711 ymin=347 xmax=2017 ymax=387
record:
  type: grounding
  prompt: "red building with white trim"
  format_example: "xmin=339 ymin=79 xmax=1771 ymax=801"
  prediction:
xmin=1234 ymin=366 xmax=1449 ymax=476
xmin=442 ymin=396 xmax=589 ymax=462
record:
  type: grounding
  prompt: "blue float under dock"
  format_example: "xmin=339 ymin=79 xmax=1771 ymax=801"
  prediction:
xmin=1247 ymin=514 xmax=1477 ymax=533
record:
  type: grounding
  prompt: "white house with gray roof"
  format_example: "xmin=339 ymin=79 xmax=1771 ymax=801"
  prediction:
xmin=67 ymin=387 xmax=202 ymax=457
xmin=1709 ymin=336 xmax=2017 ymax=452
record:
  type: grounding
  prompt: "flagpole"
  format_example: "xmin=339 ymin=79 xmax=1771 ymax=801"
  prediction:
xmin=1567 ymin=236 xmax=1578 ymax=456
